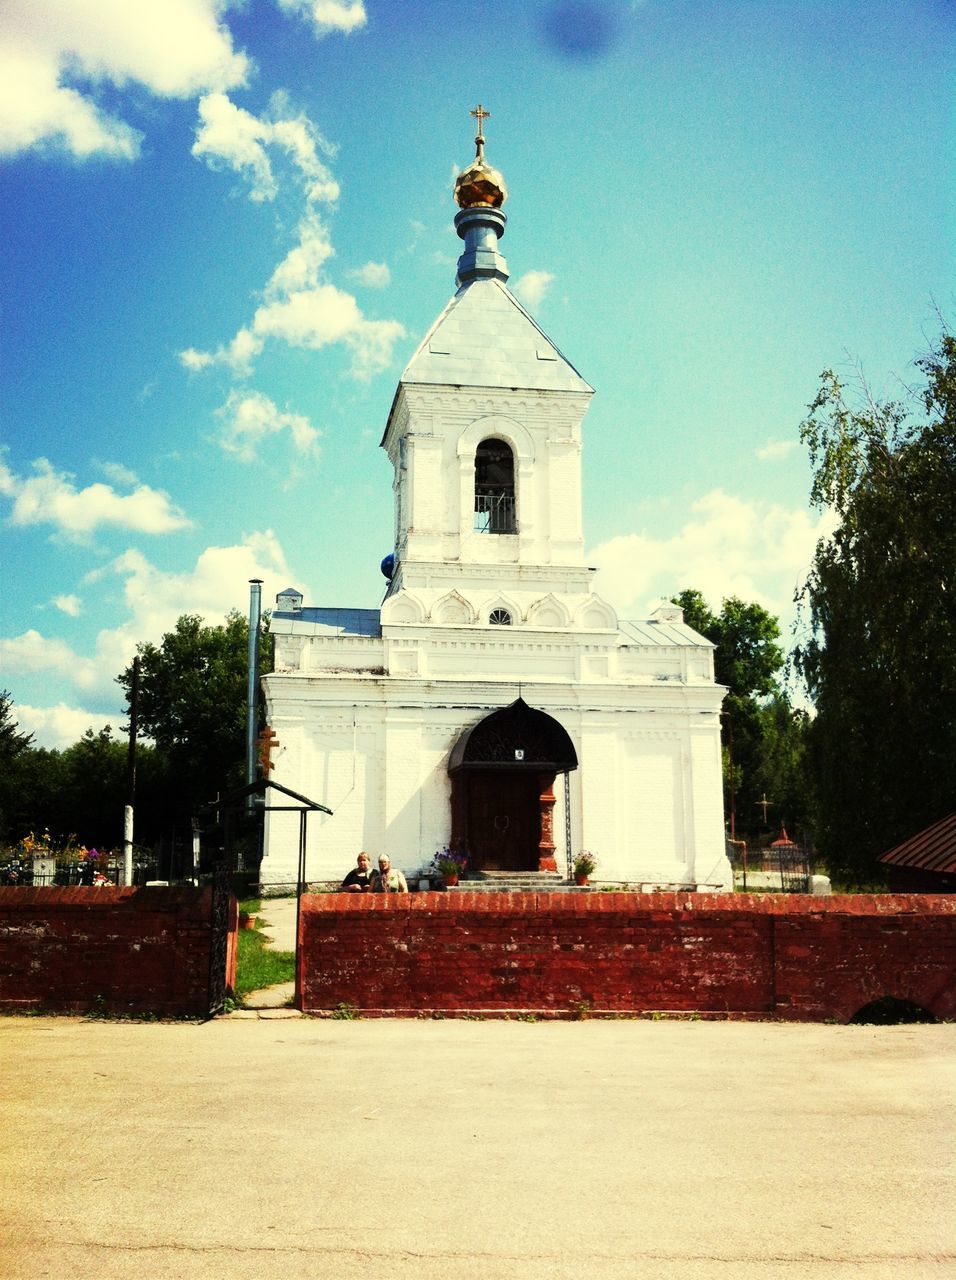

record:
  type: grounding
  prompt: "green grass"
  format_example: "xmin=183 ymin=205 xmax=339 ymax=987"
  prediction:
xmin=234 ymin=918 xmax=295 ymax=999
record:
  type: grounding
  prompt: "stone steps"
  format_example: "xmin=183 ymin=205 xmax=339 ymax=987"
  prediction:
xmin=447 ymin=872 xmax=586 ymax=894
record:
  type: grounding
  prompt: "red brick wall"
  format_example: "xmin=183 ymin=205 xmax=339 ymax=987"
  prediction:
xmin=0 ymin=886 xmax=238 ymax=1017
xmin=298 ymin=892 xmax=956 ymax=1021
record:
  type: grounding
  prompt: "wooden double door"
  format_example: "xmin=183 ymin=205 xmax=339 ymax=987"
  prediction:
xmin=457 ymin=770 xmax=547 ymax=872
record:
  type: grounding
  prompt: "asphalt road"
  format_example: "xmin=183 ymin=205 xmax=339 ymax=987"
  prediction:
xmin=2 ymin=1017 xmax=953 ymax=1279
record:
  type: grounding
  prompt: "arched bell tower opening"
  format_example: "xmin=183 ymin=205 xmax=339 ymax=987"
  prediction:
xmin=474 ymin=438 xmax=517 ymax=533
xmin=448 ymin=698 xmax=578 ymax=872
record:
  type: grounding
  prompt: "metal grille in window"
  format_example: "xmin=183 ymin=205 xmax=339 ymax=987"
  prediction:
xmin=474 ymin=489 xmax=517 ymax=534
xmin=474 ymin=440 xmax=517 ymax=534
xmin=489 ymin=609 xmax=512 ymax=626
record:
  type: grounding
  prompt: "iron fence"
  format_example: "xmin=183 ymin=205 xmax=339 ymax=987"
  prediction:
xmin=726 ymin=841 xmax=811 ymax=894
xmin=0 ymin=860 xmax=198 ymax=887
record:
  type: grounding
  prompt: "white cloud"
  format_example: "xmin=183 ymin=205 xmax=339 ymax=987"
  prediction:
xmin=589 ymin=489 xmax=836 ymax=635
xmin=344 ymin=318 xmax=408 ymax=381
xmin=215 ymin=390 xmax=321 ymax=461
xmin=0 ymin=0 xmax=248 ymax=160
xmin=14 ymin=703 xmax=116 ymax=752
xmin=191 ymin=91 xmax=277 ymax=200
xmin=185 ymin=282 xmax=405 ymax=380
xmin=265 ymin=214 xmax=335 ymax=297
xmin=0 ymin=44 xmax=140 ymax=159
xmin=2 ymin=531 xmax=300 ymax=746
xmin=179 ymin=346 xmax=216 ymax=372
xmin=276 ymin=0 xmax=368 ymax=37
xmin=513 ymin=270 xmax=555 ymax=309
xmin=53 ymin=594 xmax=82 ymax=617
xmin=270 ymin=111 xmax=340 ymax=204
xmin=96 ymin=460 xmax=139 ymax=486
xmin=253 ymin=283 xmax=362 ymax=346
xmin=184 ymin=96 xmax=403 ymax=381
xmin=0 ymin=456 xmax=191 ymax=538
xmin=348 ymin=261 xmax=391 ymax=288
xmin=756 ymin=439 xmax=798 ymax=461
xmin=97 ymin=533 xmax=298 ymax=683
xmin=0 ymin=631 xmax=100 ymax=690
xmin=191 ymin=92 xmax=339 ymax=205
xmin=251 ymin=283 xmax=405 ymax=377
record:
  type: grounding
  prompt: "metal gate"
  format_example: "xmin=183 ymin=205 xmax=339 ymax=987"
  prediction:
xmin=197 ymin=778 xmax=332 ymax=1016
xmin=773 ymin=845 xmax=811 ymax=894
xmin=206 ymin=854 xmax=231 ymax=1016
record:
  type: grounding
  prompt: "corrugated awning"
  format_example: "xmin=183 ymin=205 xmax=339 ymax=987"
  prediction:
xmin=879 ymin=813 xmax=956 ymax=875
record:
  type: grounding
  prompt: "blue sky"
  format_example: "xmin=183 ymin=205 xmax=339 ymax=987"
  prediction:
xmin=1 ymin=0 xmax=952 ymax=748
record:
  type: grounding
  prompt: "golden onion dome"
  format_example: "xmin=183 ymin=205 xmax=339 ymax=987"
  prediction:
xmin=454 ymin=103 xmax=507 ymax=209
xmin=454 ymin=159 xmax=507 ymax=209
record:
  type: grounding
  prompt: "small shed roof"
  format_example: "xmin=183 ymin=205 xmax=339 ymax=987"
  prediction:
xmin=879 ymin=812 xmax=956 ymax=876
xmin=271 ymin=606 xmax=382 ymax=637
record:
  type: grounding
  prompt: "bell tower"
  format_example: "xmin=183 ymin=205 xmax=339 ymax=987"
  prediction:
xmin=380 ymin=107 xmax=599 ymax=625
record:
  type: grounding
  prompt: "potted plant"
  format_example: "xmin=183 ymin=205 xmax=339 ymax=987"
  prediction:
xmin=238 ymin=909 xmax=258 ymax=930
xmin=573 ymin=850 xmax=597 ymax=886
xmin=430 ymin=845 xmax=469 ymax=888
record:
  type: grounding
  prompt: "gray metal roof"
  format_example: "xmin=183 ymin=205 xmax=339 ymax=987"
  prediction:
xmin=618 ymin=619 xmax=714 ymax=649
xmin=272 ymin=607 xmax=382 ymax=637
xmin=400 ymin=277 xmax=592 ymax=394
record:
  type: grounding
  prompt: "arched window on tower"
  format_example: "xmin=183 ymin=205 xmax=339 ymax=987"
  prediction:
xmin=474 ymin=438 xmax=517 ymax=534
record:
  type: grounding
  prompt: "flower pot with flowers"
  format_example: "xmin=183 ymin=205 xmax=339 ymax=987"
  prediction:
xmin=430 ymin=845 xmax=469 ymax=888
xmin=572 ymin=851 xmax=597 ymax=886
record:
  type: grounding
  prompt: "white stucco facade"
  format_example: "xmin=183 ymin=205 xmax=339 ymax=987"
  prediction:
xmin=260 ymin=161 xmax=731 ymax=891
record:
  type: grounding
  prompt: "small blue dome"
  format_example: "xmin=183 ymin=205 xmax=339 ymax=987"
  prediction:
xmin=380 ymin=553 xmax=395 ymax=580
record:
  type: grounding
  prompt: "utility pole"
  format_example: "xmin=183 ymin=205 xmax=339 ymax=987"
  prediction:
xmin=722 ymin=711 xmax=736 ymax=841
xmin=123 ymin=654 xmax=140 ymax=886
xmin=245 ymin=579 xmax=263 ymax=822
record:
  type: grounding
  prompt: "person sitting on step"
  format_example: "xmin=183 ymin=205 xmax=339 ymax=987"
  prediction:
xmin=340 ymin=851 xmax=374 ymax=893
xmin=372 ymin=854 xmax=408 ymax=894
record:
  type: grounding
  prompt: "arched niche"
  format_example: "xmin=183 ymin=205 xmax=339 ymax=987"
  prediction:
xmin=381 ymin=591 xmax=425 ymax=624
xmin=431 ymin=590 xmax=475 ymax=625
xmin=575 ymin=595 xmax=618 ymax=630
xmin=527 ymin=593 xmax=571 ymax=628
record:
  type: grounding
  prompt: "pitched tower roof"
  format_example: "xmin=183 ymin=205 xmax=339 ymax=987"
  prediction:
xmin=387 ymin=106 xmax=591 ymax=422
xmin=400 ymin=279 xmax=591 ymax=393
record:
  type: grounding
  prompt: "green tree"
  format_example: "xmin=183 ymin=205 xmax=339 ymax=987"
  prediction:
xmin=0 ymin=692 xmax=37 ymax=842
xmin=793 ymin=331 xmax=956 ymax=879
xmin=57 ymin=727 xmax=129 ymax=850
xmin=674 ymin=590 xmax=808 ymax=840
xmin=117 ymin=611 xmax=270 ymax=826
xmin=750 ymin=696 xmax=813 ymax=842
xmin=0 ymin=691 xmax=33 ymax=758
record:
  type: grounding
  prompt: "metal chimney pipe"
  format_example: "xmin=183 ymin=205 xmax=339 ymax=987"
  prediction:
xmin=246 ymin=580 xmax=263 ymax=798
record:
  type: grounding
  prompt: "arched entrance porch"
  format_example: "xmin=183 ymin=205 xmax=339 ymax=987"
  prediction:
xmin=448 ymin=698 xmax=578 ymax=873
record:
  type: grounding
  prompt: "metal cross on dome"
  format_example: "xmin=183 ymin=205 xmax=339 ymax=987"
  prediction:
xmin=470 ymin=103 xmax=490 ymax=158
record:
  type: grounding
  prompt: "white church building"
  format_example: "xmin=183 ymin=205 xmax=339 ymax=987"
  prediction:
xmin=260 ymin=115 xmax=731 ymax=891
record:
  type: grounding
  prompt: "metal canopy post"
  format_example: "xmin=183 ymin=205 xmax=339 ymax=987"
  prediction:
xmin=563 ymin=769 xmax=573 ymax=880
xmin=295 ymin=808 xmax=308 ymax=1008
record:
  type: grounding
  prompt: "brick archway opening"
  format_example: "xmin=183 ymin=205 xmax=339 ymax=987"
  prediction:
xmin=848 ymin=996 xmax=938 ymax=1025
